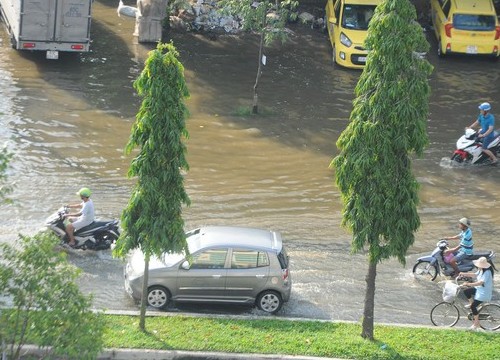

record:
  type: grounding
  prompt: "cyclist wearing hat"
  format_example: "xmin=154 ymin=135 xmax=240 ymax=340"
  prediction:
xmin=467 ymin=102 xmax=497 ymax=164
xmin=64 ymin=187 xmax=95 ymax=248
xmin=460 ymin=257 xmax=495 ymax=331
xmin=443 ymin=217 xmax=473 ymax=278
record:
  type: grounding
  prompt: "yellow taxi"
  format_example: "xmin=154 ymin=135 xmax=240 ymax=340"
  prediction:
xmin=430 ymin=0 xmax=500 ymax=58
xmin=324 ymin=0 xmax=381 ymax=69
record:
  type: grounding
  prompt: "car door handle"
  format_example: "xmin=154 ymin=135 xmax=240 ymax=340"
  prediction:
xmin=255 ymin=275 xmax=265 ymax=278
xmin=212 ymin=274 xmax=222 ymax=278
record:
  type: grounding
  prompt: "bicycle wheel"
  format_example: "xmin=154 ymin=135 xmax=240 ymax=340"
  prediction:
xmin=413 ymin=261 xmax=438 ymax=281
xmin=479 ymin=303 xmax=500 ymax=331
xmin=430 ymin=302 xmax=460 ymax=327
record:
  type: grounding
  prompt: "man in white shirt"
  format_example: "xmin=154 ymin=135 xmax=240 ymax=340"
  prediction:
xmin=65 ymin=187 xmax=95 ymax=248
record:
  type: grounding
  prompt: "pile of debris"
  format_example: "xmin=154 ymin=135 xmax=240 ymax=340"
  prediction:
xmin=169 ymin=0 xmax=320 ymax=33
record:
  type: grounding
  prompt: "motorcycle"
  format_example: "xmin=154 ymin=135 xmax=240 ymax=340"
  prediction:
xmin=451 ymin=128 xmax=500 ymax=165
xmin=413 ymin=239 xmax=496 ymax=281
xmin=46 ymin=206 xmax=120 ymax=250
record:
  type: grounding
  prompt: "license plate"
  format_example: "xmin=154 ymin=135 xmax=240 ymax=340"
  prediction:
xmin=358 ymin=56 xmax=366 ymax=62
xmin=466 ymin=46 xmax=477 ymax=54
xmin=46 ymin=50 xmax=59 ymax=60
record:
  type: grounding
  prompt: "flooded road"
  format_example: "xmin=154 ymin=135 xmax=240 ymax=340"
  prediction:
xmin=1 ymin=1 xmax=499 ymax=327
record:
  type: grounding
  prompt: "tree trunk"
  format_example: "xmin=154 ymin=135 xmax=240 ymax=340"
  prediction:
xmin=139 ymin=256 xmax=150 ymax=331
xmin=252 ymin=14 xmax=266 ymax=114
xmin=361 ymin=260 xmax=377 ymax=340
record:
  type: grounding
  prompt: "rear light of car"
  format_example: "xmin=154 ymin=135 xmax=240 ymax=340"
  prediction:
xmin=446 ymin=43 xmax=451 ymax=52
xmin=495 ymin=26 xmax=500 ymax=40
xmin=444 ymin=23 xmax=453 ymax=37
xmin=282 ymin=268 xmax=289 ymax=281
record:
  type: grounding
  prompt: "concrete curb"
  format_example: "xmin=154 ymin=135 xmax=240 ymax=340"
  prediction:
xmin=17 ymin=345 xmax=340 ymax=360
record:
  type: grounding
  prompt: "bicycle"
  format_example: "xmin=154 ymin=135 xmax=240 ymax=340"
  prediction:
xmin=430 ymin=279 xmax=500 ymax=331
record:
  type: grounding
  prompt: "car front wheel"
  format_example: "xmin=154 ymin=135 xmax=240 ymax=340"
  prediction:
xmin=147 ymin=286 xmax=170 ymax=310
xmin=256 ymin=290 xmax=283 ymax=314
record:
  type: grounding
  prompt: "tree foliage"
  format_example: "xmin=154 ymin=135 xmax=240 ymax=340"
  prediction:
xmin=113 ymin=42 xmax=191 ymax=260
xmin=330 ymin=0 xmax=432 ymax=340
xmin=0 ymin=232 xmax=104 ymax=360
xmin=0 ymin=145 xmax=13 ymax=204
xmin=112 ymin=42 xmax=191 ymax=330
xmin=218 ymin=0 xmax=298 ymax=113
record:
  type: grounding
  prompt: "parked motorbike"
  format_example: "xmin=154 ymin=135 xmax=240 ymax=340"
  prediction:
xmin=46 ymin=206 xmax=120 ymax=250
xmin=413 ymin=239 xmax=496 ymax=281
xmin=451 ymin=128 xmax=500 ymax=165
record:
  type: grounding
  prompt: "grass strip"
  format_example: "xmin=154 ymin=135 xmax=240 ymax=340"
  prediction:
xmin=103 ymin=314 xmax=499 ymax=359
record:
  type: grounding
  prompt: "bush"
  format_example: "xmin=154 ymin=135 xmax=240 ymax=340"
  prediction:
xmin=0 ymin=232 xmax=104 ymax=360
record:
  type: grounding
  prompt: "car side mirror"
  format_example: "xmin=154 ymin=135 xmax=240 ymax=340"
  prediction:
xmin=181 ymin=260 xmax=190 ymax=270
xmin=329 ymin=16 xmax=337 ymax=25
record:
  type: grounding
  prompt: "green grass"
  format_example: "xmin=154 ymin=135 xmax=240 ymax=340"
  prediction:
xmin=232 ymin=105 xmax=276 ymax=116
xmin=102 ymin=315 xmax=499 ymax=360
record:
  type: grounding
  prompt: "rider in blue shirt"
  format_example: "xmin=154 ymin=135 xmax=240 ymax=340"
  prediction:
xmin=444 ymin=217 xmax=473 ymax=277
xmin=468 ymin=102 xmax=497 ymax=164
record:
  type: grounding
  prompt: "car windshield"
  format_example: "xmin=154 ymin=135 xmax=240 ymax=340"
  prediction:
xmin=453 ymin=14 xmax=496 ymax=31
xmin=342 ymin=5 xmax=376 ymax=30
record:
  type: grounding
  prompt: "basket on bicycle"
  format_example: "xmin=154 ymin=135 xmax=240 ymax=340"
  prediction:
xmin=442 ymin=281 xmax=460 ymax=303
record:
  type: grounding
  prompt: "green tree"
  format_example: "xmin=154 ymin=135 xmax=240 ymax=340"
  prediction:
xmin=0 ymin=232 xmax=104 ymax=360
xmin=218 ymin=0 xmax=298 ymax=114
xmin=0 ymin=145 xmax=13 ymax=204
xmin=330 ymin=0 xmax=432 ymax=340
xmin=113 ymin=42 xmax=191 ymax=331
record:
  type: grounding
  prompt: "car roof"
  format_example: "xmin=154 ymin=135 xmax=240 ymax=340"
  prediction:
xmin=452 ymin=0 xmax=495 ymax=13
xmin=187 ymin=226 xmax=283 ymax=254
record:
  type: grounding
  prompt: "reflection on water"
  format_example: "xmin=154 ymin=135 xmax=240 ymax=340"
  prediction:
xmin=0 ymin=2 xmax=499 ymax=326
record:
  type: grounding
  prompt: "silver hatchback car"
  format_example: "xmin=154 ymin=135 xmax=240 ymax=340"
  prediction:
xmin=124 ymin=226 xmax=292 ymax=314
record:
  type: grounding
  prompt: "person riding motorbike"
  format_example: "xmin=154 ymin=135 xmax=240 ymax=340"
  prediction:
xmin=64 ymin=187 xmax=95 ymax=248
xmin=443 ymin=217 xmax=473 ymax=278
xmin=467 ymin=102 xmax=497 ymax=164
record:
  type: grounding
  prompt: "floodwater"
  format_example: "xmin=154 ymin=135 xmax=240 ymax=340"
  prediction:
xmin=0 ymin=1 xmax=499 ymax=327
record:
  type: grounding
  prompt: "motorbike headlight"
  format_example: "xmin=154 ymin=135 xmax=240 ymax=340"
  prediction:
xmin=340 ymin=33 xmax=352 ymax=47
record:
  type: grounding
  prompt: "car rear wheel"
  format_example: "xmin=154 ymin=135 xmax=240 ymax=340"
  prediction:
xmin=256 ymin=290 xmax=283 ymax=314
xmin=147 ymin=286 xmax=170 ymax=310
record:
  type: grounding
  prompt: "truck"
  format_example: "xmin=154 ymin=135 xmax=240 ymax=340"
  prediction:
xmin=0 ymin=0 xmax=93 ymax=59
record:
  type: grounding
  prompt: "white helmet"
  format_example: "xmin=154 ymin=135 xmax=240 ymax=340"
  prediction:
xmin=459 ymin=217 xmax=470 ymax=227
xmin=478 ymin=102 xmax=491 ymax=112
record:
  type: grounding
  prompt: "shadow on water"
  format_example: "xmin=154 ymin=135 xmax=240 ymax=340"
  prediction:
xmin=168 ymin=25 xmax=359 ymax=156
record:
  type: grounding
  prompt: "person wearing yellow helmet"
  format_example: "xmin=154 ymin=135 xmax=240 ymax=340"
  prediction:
xmin=64 ymin=187 xmax=95 ymax=247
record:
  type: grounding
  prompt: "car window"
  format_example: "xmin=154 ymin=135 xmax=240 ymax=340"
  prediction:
xmin=342 ymin=5 xmax=376 ymax=30
xmin=190 ymin=249 xmax=227 ymax=269
xmin=334 ymin=0 xmax=341 ymax=21
xmin=453 ymin=14 xmax=496 ymax=31
xmin=442 ymin=1 xmax=451 ymax=17
xmin=231 ymin=249 xmax=269 ymax=269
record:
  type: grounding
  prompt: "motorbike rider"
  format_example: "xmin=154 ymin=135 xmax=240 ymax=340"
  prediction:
xmin=443 ymin=217 xmax=473 ymax=278
xmin=467 ymin=102 xmax=497 ymax=164
xmin=64 ymin=187 xmax=95 ymax=248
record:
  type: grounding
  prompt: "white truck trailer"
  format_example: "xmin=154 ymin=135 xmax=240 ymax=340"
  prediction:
xmin=0 ymin=0 xmax=92 ymax=59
